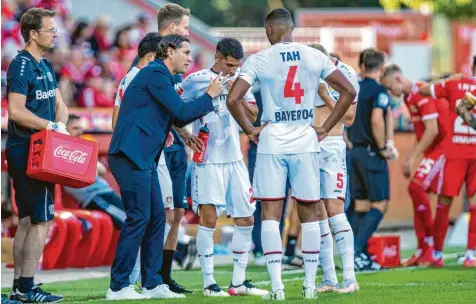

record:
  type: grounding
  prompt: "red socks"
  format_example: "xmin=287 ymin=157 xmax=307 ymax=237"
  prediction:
xmin=408 ymin=182 xmax=433 ymax=249
xmin=468 ymin=205 xmax=476 ymax=250
xmin=433 ymin=202 xmax=451 ymax=252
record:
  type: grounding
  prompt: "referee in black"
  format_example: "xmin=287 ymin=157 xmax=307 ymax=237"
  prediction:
xmin=6 ymin=8 xmax=68 ymax=303
xmin=347 ymin=50 xmax=394 ymax=271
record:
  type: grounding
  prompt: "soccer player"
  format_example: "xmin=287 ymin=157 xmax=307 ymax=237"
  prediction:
xmin=6 ymin=8 xmax=67 ymax=302
xmin=182 ymin=37 xmax=268 ymax=297
xmin=310 ymin=44 xmax=360 ymax=293
xmin=227 ymin=8 xmax=356 ymax=300
xmin=419 ymin=73 xmax=476 ymax=267
xmin=381 ymin=64 xmax=450 ymax=267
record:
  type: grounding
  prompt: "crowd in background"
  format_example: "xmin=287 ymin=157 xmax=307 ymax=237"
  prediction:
xmin=1 ymin=0 xmax=206 ymax=109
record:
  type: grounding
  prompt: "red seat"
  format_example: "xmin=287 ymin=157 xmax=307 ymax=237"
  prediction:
xmin=102 ymin=228 xmax=121 ymax=266
xmin=40 ymin=215 xmax=67 ymax=270
xmin=54 ymin=211 xmax=82 ymax=269
xmin=88 ymin=211 xmax=113 ymax=267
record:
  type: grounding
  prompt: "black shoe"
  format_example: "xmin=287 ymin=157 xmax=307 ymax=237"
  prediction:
xmin=2 ymin=294 xmax=22 ymax=304
xmin=167 ymin=279 xmax=192 ymax=294
xmin=15 ymin=286 xmax=63 ymax=303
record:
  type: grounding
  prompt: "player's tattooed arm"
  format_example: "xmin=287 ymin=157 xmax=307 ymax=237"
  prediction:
xmin=456 ymin=95 xmax=476 ymax=130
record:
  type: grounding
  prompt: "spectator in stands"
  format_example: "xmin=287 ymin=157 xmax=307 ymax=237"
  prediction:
xmin=88 ymin=15 xmax=112 ymax=57
xmin=129 ymin=13 xmax=152 ymax=47
xmin=113 ymin=26 xmax=134 ymax=59
xmin=70 ymin=20 xmax=92 ymax=46
xmin=77 ymin=65 xmax=114 ymax=107
xmin=63 ymin=114 xmax=126 ymax=228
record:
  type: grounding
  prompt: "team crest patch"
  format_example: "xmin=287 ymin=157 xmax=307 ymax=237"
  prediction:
xmin=378 ymin=93 xmax=389 ymax=107
xmin=166 ymin=196 xmax=173 ymax=205
xmin=47 ymin=71 xmax=53 ymax=82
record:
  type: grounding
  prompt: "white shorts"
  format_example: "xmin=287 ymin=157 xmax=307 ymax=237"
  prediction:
xmin=192 ymin=160 xmax=256 ymax=218
xmin=158 ymin=162 xmax=174 ymax=210
xmin=253 ymin=153 xmax=320 ymax=202
xmin=319 ymin=136 xmax=347 ymax=200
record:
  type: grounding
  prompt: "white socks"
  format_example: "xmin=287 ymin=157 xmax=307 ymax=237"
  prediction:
xmin=329 ymin=213 xmax=356 ymax=281
xmin=262 ymin=220 xmax=284 ymax=291
xmin=164 ymin=223 xmax=171 ymax=244
xmin=301 ymin=221 xmax=321 ymax=288
xmin=197 ymin=225 xmax=216 ymax=287
xmin=319 ymin=220 xmax=337 ymax=284
xmin=231 ymin=225 xmax=253 ymax=286
xmin=177 ymin=224 xmax=191 ymax=244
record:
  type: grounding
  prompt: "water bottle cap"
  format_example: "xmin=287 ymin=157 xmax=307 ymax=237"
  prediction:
xmin=200 ymin=123 xmax=210 ymax=133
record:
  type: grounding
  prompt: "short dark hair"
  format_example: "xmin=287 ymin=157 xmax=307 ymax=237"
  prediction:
xmin=216 ymin=38 xmax=244 ymax=60
xmin=138 ymin=32 xmax=162 ymax=58
xmin=363 ymin=49 xmax=386 ymax=72
xmin=265 ymin=8 xmax=294 ymax=27
xmin=67 ymin=114 xmax=81 ymax=125
xmin=383 ymin=64 xmax=402 ymax=78
xmin=358 ymin=48 xmax=377 ymax=67
xmin=157 ymin=34 xmax=190 ymax=59
xmin=157 ymin=3 xmax=190 ymax=32
xmin=329 ymin=52 xmax=341 ymax=61
xmin=20 ymin=8 xmax=56 ymax=43
xmin=309 ymin=44 xmax=328 ymax=56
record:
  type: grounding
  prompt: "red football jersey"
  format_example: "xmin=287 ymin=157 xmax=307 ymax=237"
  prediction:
xmin=430 ymin=77 xmax=476 ymax=159
xmin=405 ymin=83 xmax=449 ymax=154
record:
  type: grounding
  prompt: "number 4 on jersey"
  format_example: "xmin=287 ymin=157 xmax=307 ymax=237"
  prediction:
xmin=284 ymin=65 xmax=304 ymax=104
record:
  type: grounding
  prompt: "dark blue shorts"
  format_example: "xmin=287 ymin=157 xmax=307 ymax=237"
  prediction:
xmin=350 ymin=146 xmax=389 ymax=202
xmin=6 ymin=145 xmax=55 ymax=224
xmin=164 ymin=147 xmax=188 ymax=209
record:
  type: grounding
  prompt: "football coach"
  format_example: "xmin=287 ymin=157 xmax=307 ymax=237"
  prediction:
xmin=106 ymin=34 xmax=226 ymax=300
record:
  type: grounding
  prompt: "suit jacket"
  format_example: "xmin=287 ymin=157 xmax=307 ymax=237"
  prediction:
xmin=109 ymin=59 xmax=214 ymax=170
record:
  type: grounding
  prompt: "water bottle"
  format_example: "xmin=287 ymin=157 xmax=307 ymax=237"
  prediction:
xmin=192 ymin=124 xmax=210 ymax=163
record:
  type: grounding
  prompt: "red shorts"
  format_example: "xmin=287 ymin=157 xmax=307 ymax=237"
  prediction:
xmin=441 ymin=158 xmax=476 ymax=197
xmin=411 ymin=149 xmax=446 ymax=194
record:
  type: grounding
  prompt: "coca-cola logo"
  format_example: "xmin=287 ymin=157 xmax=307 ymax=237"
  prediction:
xmin=383 ymin=245 xmax=398 ymax=257
xmin=53 ymin=146 xmax=88 ymax=164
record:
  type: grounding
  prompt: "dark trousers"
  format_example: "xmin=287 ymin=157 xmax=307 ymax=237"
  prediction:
xmin=108 ymin=153 xmax=165 ymax=291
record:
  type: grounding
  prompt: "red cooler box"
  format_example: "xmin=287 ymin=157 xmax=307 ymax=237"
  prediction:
xmin=27 ymin=130 xmax=98 ymax=188
xmin=368 ymin=235 xmax=401 ymax=268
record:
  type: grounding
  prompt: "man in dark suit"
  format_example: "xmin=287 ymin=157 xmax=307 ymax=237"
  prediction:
xmin=106 ymin=34 xmax=226 ymax=300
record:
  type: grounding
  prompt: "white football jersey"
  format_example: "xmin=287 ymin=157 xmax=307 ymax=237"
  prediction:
xmin=315 ymin=60 xmax=360 ymax=106
xmin=239 ymin=42 xmax=336 ymax=154
xmin=114 ymin=66 xmax=167 ymax=165
xmin=114 ymin=66 xmax=140 ymax=106
xmin=181 ymin=68 xmax=256 ymax=164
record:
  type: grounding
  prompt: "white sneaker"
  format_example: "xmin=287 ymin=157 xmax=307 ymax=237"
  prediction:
xmin=337 ymin=278 xmax=360 ymax=293
xmin=204 ymin=284 xmax=230 ymax=297
xmin=106 ymin=286 xmax=148 ymax=300
xmin=142 ymin=284 xmax=186 ymax=298
xmin=317 ymin=280 xmax=339 ymax=293
xmin=262 ymin=289 xmax=285 ymax=301
xmin=302 ymin=286 xmax=317 ymax=299
xmin=228 ymin=280 xmax=269 ymax=296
